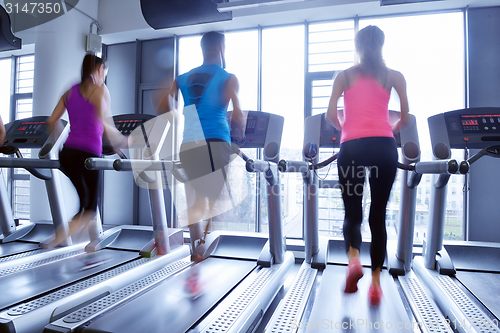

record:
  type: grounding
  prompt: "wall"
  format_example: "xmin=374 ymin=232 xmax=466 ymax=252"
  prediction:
xmin=467 ymin=6 xmax=500 ymax=242
xmin=102 ymin=42 xmax=137 ymax=225
xmin=30 ymin=0 xmax=99 ymax=223
xmin=102 ymin=37 xmax=175 ymax=226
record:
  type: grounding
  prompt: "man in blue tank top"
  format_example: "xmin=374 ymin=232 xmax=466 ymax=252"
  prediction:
xmin=158 ymin=32 xmax=245 ymax=271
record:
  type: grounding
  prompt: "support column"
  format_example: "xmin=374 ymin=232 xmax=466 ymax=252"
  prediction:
xmin=30 ymin=0 xmax=99 ymax=222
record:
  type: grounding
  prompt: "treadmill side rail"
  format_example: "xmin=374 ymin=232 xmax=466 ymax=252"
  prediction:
xmin=194 ymin=251 xmax=295 ymax=333
xmin=264 ymin=262 xmax=318 ymax=333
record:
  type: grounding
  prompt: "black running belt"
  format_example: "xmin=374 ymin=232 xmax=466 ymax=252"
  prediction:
xmin=0 ymin=249 xmax=138 ymax=311
xmin=77 ymin=257 xmax=256 ymax=333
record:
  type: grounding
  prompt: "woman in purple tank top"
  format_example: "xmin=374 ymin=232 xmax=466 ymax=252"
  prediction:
xmin=45 ymin=54 xmax=126 ymax=249
xmin=326 ymin=26 xmax=411 ymax=306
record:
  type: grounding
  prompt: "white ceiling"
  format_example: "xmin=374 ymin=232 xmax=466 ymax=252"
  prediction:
xmin=96 ymin=0 xmax=500 ymax=44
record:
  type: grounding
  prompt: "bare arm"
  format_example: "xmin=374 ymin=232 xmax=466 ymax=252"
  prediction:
xmin=325 ymin=71 xmax=346 ymax=131
xmin=391 ymin=70 xmax=410 ymax=132
xmin=47 ymin=91 xmax=69 ymax=133
xmin=157 ymin=80 xmax=179 ymax=115
xmin=90 ymin=86 xmax=127 ymax=149
xmin=225 ymin=75 xmax=246 ymax=142
xmin=0 ymin=116 xmax=5 ymax=144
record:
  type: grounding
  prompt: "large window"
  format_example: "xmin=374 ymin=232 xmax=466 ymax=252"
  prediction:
xmin=176 ymin=28 xmax=305 ymax=237
xmin=176 ymin=31 xmax=260 ymax=232
xmin=261 ymin=25 xmax=305 ymax=237
xmin=0 ymin=59 xmax=11 ymax=123
xmin=0 ymin=55 xmax=34 ymax=221
xmin=170 ymin=11 xmax=465 ymax=241
xmin=359 ymin=12 xmax=465 ymax=242
xmin=12 ymin=55 xmax=34 ymax=220
xmin=0 ymin=58 xmax=12 ymax=201
xmin=307 ymin=12 xmax=465 ymax=242
xmin=308 ymin=20 xmax=355 ymax=237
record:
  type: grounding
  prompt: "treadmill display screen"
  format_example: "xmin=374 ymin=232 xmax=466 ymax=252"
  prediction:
xmin=14 ymin=121 xmax=47 ymax=137
xmin=461 ymin=114 xmax=500 ymax=133
xmin=114 ymin=119 xmax=149 ymax=135
xmin=245 ymin=117 xmax=257 ymax=134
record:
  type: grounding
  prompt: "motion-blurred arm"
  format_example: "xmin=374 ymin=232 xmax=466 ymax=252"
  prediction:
xmin=226 ymin=75 xmax=245 ymax=141
xmin=47 ymin=91 xmax=69 ymax=133
xmin=326 ymin=72 xmax=345 ymax=131
xmin=0 ymin=116 xmax=5 ymax=144
xmin=391 ymin=70 xmax=410 ymax=132
xmin=95 ymin=85 xmax=127 ymax=149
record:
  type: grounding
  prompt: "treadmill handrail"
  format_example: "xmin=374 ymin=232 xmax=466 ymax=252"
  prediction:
xmin=278 ymin=153 xmax=339 ymax=173
xmin=112 ymin=159 xmax=175 ymax=172
xmin=467 ymin=144 xmax=500 ymax=165
xmin=85 ymin=157 xmax=116 ymax=171
xmin=0 ymin=157 xmax=60 ymax=169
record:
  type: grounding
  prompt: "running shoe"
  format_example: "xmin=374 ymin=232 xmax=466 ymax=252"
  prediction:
xmin=368 ymin=283 xmax=383 ymax=306
xmin=344 ymin=257 xmax=364 ymax=293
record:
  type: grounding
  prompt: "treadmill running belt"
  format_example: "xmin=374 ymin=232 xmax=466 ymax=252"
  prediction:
xmin=0 ymin=249 xmax=138 ymax=311
xmin=306 ymin=265 xmax=412 ymax=332
xmin=456 ymin=271 xmax=500 ymax=320
xmin=0 ymin=242 xmax=40 ymax=259
xmin=79 ymin=257 xmax=256 ymax=333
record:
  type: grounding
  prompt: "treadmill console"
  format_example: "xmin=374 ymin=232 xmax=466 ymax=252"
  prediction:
xmin=102 ymin=114 xmax=156 ymax=154
xmin=2 ymin=116 xmax=67 ymax=149
xmin=227 ymin=111 xmax=284 ymax=162
xmin=239 ymin=112 xmax=270 ymax=148
xmin=429 ymin=107 xmax=500 ymax=149
xmin=112 ymin=114 xmax=156 ymax=136
xmin=227 ymin=111 xmax=281 ymax=149
xmin=313 ymin=110 xmax=402 ymax=149
xmin=319 ymin=115 xmax=341 ymax=148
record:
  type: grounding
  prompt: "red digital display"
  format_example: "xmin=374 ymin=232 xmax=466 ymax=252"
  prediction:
xmin=462 ymin=119 xmax=478 ymax=126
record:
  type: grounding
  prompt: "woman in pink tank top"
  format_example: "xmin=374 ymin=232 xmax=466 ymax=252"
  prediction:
xmin=326 ymin=26 xmax=410 ymax=306
xmin=45 ymin=54 xmax=126 ymax=249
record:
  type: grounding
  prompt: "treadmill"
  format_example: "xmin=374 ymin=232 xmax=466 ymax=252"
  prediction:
xmin=269 ymin=112 xmax=466 ymax=333
xmin=0 ymin=114 xmax=189 ymax=333
xmin=412 ymin=107 xmax=500 ymax=332
xmin=0 ymin=117 xmax=116 ymax=264
xmin=45 ymin=111 xmax=295 ymax=333
xmin=0 ymin=117 xmax=75 ymax=264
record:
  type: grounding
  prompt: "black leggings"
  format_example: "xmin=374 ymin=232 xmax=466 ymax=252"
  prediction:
xmin=59 ymin=147 xmax=101 ymax=216
xmin=337 ymin=137 xmax=398 ymax=271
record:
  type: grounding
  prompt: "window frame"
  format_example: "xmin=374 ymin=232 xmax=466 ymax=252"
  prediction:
xmin=8 ymin=54 xmax=34 ymax=220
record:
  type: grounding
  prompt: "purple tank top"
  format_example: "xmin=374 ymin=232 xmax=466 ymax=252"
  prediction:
xmin=63 ymin=84 xmax=104 ymax=156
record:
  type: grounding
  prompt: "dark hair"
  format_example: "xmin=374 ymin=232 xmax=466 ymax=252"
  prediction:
xmin=81 ymin=53 xmax=108 ymax=82
xmin=355 ymin=25 xmax=386 ymax=77
xmin=200 ymin=31 xmax=225 ymax=55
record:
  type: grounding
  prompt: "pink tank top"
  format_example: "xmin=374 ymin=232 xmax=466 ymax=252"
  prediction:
xmin=63 ymin=84 xmax=104 ymax=156
xmin=340 ymin=75 xmax=393 ymax=143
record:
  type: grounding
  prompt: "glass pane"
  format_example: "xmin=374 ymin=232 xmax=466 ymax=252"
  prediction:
xmin=16 ymin=55 xmax=35 ymax=94
xmin=178 ymin=36 xmax=203 ymax=76
xmin=18 ymin=62 xmax=35 ymax=73
xmin=19 ymin=55 xmax=34 ymax=63
xmin=225 ymin=30 xmax=258 ymax=111
xmin=261 ymin=25 xmax=305 ymax=238
xmin=17 ymin=71 xmax=34 ymax=80
xmin=0 ymin=58 xmax=12 ymax=124
xmin=14 ymin=180 xmax=30 ymax=220
xmin=16 ymin=98 xmax=33 ymax=119
xmin=359 ymin=12 xmax=465 ymax=242
xmin=308 ymin=20 xmax=355 ymax=72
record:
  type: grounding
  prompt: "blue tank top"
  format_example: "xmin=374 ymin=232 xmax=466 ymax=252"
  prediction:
xmin=177 ymin=64 xmax=232 ymax=144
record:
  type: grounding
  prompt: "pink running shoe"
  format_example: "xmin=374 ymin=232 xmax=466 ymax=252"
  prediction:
xmin=344 ymin=257 xmax=364 ymax=293
xmin=185 ymin=273 xmax=203 ymax=299
xmin=368 ymin=284 xmax=383 ymax=306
